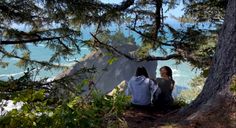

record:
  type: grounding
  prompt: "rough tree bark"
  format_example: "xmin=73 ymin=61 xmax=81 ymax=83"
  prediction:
xmin=179 ymin=0 xmax=236 ymax=116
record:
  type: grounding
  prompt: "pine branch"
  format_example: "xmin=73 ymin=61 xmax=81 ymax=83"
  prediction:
xmin=90 ymin=32 xmax=212 ymax=66
xmin=113 ymin=0 xmax=135 ymax=11
xmin=0 ymin=48 xmax=64 ymax=68
xmin=90 ymin=33 xmax=181 ymax=62
xmin=128 ymin=26 xmax=175 ymax=47
xmin=0 ymin=37 xmax=63 ymax=45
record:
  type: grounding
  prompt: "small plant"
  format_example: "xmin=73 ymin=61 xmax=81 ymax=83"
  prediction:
xmin=173 ymin=97 xmax=188 ymax=108
xmin=230 ymin=75 xmax=236 ymax=93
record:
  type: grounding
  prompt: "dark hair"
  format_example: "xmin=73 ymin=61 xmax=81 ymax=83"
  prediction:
xmin=160 ymin=66 xmax=175 ymax=85
xmin=135 ymin=67 xmax=149 ymax=78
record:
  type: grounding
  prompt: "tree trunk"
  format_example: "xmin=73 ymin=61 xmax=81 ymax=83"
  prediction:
xmin=179 ymin=0 xmax=236 ymax=116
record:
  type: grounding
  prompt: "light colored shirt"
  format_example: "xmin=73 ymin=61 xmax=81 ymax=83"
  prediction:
xmin=126 ymin=76 xmax=160 ymax=106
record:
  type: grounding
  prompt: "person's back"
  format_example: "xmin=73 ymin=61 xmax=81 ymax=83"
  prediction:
xmin=153 ymin=78 xmax=174 ymax=106
xmin=126 ymin=67 xmax=157 ymax=106
xmin=127 ymin=76 xmax=156 ymax=106
xmin=153 ymin=66 xmax=175 ymax=108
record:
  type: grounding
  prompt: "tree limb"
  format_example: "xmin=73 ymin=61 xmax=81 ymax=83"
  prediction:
xmin=0 ymin=37 xmax=62 ymax=45
xmin=90 ymin=32 xmax=212 ymax=66
xmin=153 ymin=0 xmax=163 ymax=40
xmin=90 ymin=33 xmax=181 ymax=62
xmin=0 ymin=48 xmax=65 ymax=68
xmin=128 ymin=26 xmax=176 ymax=47
xmin=115 ymin=0 xmax=135 ymax=11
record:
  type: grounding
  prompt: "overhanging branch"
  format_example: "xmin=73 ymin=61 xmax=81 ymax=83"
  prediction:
xmin=128 ymin=26 xmax=175 ymax=47
xmin=90 ymin=32 xmax=211 ymax=65
xmin=90 ymin=33 xmax=181 ymax=62
xmin=0 ymin=37 xmax=62 ymax=45
xmin=0 ymin=48 xmax=65 ymax=68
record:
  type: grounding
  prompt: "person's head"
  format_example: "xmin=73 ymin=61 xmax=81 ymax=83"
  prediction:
xmin=135 ymin=66 xmax=149 ymax=78
xmin=160 ymin=66 xmax=174 ymax=80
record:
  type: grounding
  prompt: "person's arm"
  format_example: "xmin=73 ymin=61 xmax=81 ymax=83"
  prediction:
xmin=150 ymin=81 xmax=157 ymax=94
xmin=149 ymin=80 xmax=159 ymax=101
xmin=150 ymin=78 xmax=158 ymax=85
xmin=125 ymin=81 xmax=132 ymax=96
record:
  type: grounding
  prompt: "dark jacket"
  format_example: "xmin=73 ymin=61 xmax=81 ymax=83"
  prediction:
xmin=152 ymin=78 xmax=174 ymax=107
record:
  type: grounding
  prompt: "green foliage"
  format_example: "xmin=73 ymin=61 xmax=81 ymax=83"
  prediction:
xmin=135 ymin=43 xmax=153 ymax=58
xmin=0 ymin=0 xmax=225 ymax=72
xmin=105 ymin=53 xmax=119 ymax=65
xmin=0 ymin=69 xmax=129 ymax=128
xmin=230 ymin=75 xmax=236 ymax=93
xmin=173 ymin=97 xmax=188 ymax=108
xmin=16 ymin=52 xmax=31 ymax=68
xmin=0 ymin=1 xmax=229 ymax=127
xmin=97 ymin=30 xmax=136 ymax=46
xmin=188 ymin=75 xmax=206 ymax=88
xmin=174 ymin=0 xmax=226 ymax=71
xmin=0 ymin=0 xmax=137 ymax=70
xmin=183 ymin=0 xmax=226 ymax=23
xmin=178 ymin=86 xmax=202 ymax=103
xmin=0 ymin=90 xmax=129 ymax=128
xmin=107 ymin=57 xmax=118 ymax=65
xmin=178 ymin=75 xmax=206 ymax=103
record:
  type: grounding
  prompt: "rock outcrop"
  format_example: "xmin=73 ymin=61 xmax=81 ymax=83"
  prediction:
xmin=56 ymin=44 xmax=157 ymax=93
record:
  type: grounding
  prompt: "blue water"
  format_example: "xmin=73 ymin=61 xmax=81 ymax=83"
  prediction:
xmin=0 ymin=25 xmax=200 ymax=86
xmin=0 ymin=44 xmax=90 ymax=80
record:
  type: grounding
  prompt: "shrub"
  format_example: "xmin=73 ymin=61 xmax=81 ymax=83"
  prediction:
xmin=0 ymin=70 xmax=130 ymax=128
xmin=177 ymin=75 xmax=205 ymax=103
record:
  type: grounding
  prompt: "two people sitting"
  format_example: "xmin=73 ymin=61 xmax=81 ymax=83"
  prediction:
xmin=126 ymin=66 xmax=175 ymax=108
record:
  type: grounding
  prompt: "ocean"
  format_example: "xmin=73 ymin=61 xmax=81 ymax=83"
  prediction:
xmin=0 ymin=26 xmax=201 ymax=87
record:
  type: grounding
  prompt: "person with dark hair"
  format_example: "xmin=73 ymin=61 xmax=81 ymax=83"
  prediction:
xmin=152 ymin=66 xmax=175 ymax=108
xmin=135 ymin=67 xmax=149 ymax=78
xmin=126 ymin=67 xmax=160 ymax=107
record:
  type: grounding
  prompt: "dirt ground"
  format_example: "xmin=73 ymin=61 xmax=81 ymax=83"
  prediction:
xmin=123 ymin=106 xmax=236 ymax=128
xmin=123 ymin=107 xmax=180 ymax=128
